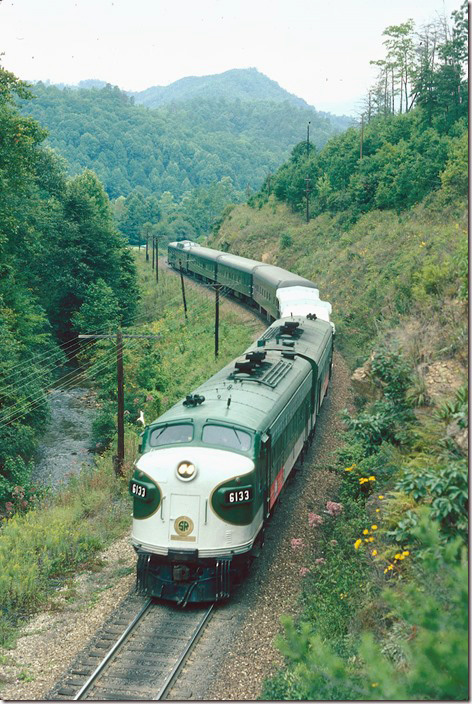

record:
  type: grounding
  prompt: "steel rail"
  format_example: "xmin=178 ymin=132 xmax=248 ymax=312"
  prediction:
xmin=153 ymin=604 xmax=214 ymax=700
xmin=72 ymin=597 xmax=153 ymax=701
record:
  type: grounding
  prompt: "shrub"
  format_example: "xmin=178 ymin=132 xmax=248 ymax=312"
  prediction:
xmin=91 ymin=404 xmax=116 ymax=451
xmin=263 ymin=517 xmax=468 ymax=701
xmin=280 ymin=233 xmax=293 ymax=249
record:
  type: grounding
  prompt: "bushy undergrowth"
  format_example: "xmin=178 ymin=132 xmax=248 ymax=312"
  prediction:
xmin=262 ymin=346 xmax=468 ymax=700
xmin=0 ymin=438 xmax=134 ymax=647
xmin=263 ymin=516 xmax=467 ymax=701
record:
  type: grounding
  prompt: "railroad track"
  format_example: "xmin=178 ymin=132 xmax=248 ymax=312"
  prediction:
xmin=51 ymin=596 xmax=214 ymax=701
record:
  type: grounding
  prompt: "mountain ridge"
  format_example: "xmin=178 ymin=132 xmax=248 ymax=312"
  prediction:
xmin=128 ymin=67 xmax=312 ymax=109
xmin=42 ymin=68 xmax=353 ymax=124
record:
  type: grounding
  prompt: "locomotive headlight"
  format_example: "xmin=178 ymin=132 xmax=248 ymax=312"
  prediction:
xmin=177 ymin=461 xmax=196 ymax=480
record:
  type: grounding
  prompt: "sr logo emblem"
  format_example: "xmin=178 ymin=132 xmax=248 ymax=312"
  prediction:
xmin=174 ymin=515 xmax=194 ymax=536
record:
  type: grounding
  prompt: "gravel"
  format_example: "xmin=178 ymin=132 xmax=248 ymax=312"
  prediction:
xmin=0 ymin=538 xmax=136 ymax=701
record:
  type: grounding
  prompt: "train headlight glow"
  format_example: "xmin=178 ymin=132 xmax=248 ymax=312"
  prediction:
xmin=177 ymin=461 xmax=196 ymax=480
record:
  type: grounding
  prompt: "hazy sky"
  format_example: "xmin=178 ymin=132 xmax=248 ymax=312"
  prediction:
xmin=1 ymin=0 xmax=457 ymax=115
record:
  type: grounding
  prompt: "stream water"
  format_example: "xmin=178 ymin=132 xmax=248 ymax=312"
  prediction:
xmin=31 ymin=386 xmax=98 ymax=488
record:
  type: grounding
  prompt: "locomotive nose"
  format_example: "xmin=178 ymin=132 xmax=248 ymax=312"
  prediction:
xmin=168 ymin=493 xmax=200 ymax=543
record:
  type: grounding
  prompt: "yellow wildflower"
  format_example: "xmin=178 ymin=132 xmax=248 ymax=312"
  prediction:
xmin=394 ymin=553 xmax=402 ymax=560
xmin=402 ymin=551 xmax=410 ymax=556
xmin=420 ymin=241 xmax=426 ymax=247
xmin=378 ymin=495 xmax=384 ymax=499
xmin=387 ymin=564 xmax=393 ymax=570
xmin=354 ymin=539 xmax=362 ymax=550
xmin=371 ymin=525 xmax=378 ymax=530
xmin=344 ymin=466 xmax=353 ymax=471
xmin=375 ymin=508 xmax=380 ymax=513
xmin=363 ymin=529 xmax=369 ymax=535
xmin=372 ymin=549 xmax=377 ymax=556
xmin=368 ymin=537 xmax=374 ymax=542
xmin=368 ymin=476 xmax=376 ymax=481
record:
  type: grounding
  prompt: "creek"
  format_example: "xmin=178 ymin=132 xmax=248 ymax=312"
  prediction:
xmin=31 ymin=386 xmax=97 ymax=488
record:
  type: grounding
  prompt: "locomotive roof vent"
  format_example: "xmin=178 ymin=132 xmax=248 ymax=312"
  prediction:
xmin=306 ymin=312 xmax=317 ymax=320
xmin=183 ymin=394 xmax=205 ymax=407
xmin=234 ymin=359 xmax=257 ymax=375
xmin=280 ymin=321 xmax=300 ymax=336
xmin=245 ymin=351 xmax=267 ymax=366
xmin=232 ymin=351 xmax=270 ymax=380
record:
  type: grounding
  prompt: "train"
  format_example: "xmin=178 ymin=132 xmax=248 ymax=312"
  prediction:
xmin=166 ymin=240 xmax=333 ymax=323
xmin=128 ymin=242 xmax=334 ymax=606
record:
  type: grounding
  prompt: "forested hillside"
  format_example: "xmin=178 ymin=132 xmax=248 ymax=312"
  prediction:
xmin=210 ymin=4 xmax=468 ymax=699
xmin=19 ymin=71 xmax=352 ymax=244
xmin=0 ymin=65 xmax=138 ymax=507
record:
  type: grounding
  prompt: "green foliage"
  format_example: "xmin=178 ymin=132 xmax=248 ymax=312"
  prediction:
xmin=279 ymin=233 xmax=293 ymax=249
xmin=0 ymin=62 xmax=139 ymax=508
xmin=435 ymin=383 xmax=468 ymax=427
xmin=393 ymin=460 xmax=468 ymax=543
xmin=343 ymin=349 xmax=414 ymax=453
xmin=91 ymin=404 xmax=116 ymax=452
xmin=20 ymin=82 xmax=346 ymax=203
xmin=263 ymin=518 xmax=468 ymax=701
xmin=251 ymin=5 xmax=467 ymax=222
xmin=72 ymin=278 xmax=122 ymax=335
xmin=0 ymin=454 xmax=131 ymax=644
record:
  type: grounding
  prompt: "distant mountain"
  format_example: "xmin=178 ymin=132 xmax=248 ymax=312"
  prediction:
xmin=21 ymin=69 xmax=353 ymax=204
xmin=129 ymin=68 xmax=311 ymax=110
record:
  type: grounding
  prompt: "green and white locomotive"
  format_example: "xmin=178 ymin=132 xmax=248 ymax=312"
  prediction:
xmin=129 ymin=244 xmax=334 ymax=605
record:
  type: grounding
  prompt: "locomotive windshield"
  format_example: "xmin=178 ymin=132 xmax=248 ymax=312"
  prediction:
xmin=202 ymin=424 xmax=252 ymax=451
xmin=149 ymin=423 xmax=193 ymax=446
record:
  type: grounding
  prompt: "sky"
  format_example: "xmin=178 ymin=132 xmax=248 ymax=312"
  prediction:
xmin=0 ymin=0 xmax=458 ymax=115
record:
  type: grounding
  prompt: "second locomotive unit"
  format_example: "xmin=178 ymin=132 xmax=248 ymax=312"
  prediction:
xmin=129 ymin=243 xmax=334 ymax=605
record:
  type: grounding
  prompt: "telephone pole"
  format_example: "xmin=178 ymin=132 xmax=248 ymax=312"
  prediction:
xmin=155 ymin=237 xmax=159 ymax=284
xmin=151 ymin=236 xmax=155 ymax=270
xmin=78 ymin=331 xmax=161 ymax=476
xmin=360 ymin=113 xmax=364 ymax=160
xmin=116 ymin=329 xmax=124 ymax=475
xmin=145 ymin=233 xmax=149 ymax=262
xmin=214 ymin=283 xmax=222 ymax=358
xmin=180 ymin=265 xmax=188 ymax=320
xmin=305 ymin=176 xmax=311 ymax=223
xmin=307 ymin=121 xmax=311 ymax=158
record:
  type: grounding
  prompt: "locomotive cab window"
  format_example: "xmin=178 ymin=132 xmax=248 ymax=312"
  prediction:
xmin=149 ymin=423 xmax=193 ymax=446
xmin=202 ymin=424 xmax=252 ymax=452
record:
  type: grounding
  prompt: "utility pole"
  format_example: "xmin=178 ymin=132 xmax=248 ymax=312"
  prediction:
xmin=179 ymin=265 xmax=188 ymax=320
xmin=305 ymin=176 xmax=311 ymax=223
xmin=155 ymin=236 xmax=159 ymax=284
xmin=78 ymin=331 xmax=161 ymax=477
xmin=360 ymin=113 xmax=364 ymax=160
xmin=214 ymin=283 xmax=222 ymax=358
xmin=145 ymin=233 xmax=149 ymax=262
xmin=151 ymin=236 xmax=155 ymax=270
xmin=116 ymin=328 xmax=124 ymax=476
xmin=307 ymin=121 xmax=311 ymax=158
